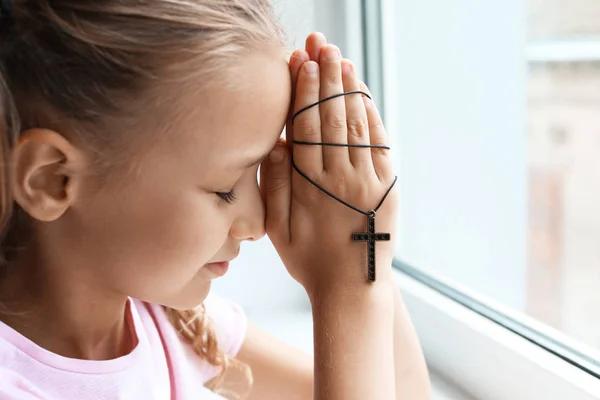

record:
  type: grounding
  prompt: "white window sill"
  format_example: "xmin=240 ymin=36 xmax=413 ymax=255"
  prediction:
xmin=430 ymin=372 xmax=477 ymax=400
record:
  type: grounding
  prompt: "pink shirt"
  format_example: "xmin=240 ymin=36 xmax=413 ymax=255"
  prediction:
xmin=0 ymin=293 xmax=247 ymax=399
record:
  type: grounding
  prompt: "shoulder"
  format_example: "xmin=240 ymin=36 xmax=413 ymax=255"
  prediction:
xmin=0 ymin=366 xmax=45 ymax=399
xmin=136 ymin=293 xmax=247 ymax=358
xmin=132 ymin=293 xmax=248 ymax=383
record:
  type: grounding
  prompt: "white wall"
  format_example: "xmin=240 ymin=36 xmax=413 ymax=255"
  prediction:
xmin=389 ymin=0 xmax=528 ymax=309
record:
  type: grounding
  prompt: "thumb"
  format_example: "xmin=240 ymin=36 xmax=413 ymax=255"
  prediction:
xmin=263 ymin=143 xmax=291 ymax=245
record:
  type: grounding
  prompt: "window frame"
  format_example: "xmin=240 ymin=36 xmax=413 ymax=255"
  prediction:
xmin=393 ymin=266 xmax=600 ymax=400
xmin=527 ymin=38 xmax=600 ymax=62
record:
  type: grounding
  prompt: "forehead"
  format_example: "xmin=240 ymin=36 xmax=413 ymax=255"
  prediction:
xmin=174 ymin=51 xmax=291 ymax=169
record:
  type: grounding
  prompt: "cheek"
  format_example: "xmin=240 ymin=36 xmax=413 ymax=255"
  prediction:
xmin=79 ymin=182 xmax=230 ymax=299
xmin=135 ymin=198 xmax=221 ymax=265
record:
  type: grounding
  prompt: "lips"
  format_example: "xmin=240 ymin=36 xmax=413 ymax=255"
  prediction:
xmin=205 ymin=261 xmax=230 ymax=277
xmin=205 ymin=248 xmax=239 ymax=277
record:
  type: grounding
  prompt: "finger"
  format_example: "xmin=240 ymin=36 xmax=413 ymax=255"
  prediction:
xmin=360 ymin=82 xmax=393 ymax=181
xmin=264 ymin=143 xmax=291 ymax=245
xmin=289 ymin=50 xmax=310 ymax=114
xmin=319 ymin=44 xmax=349 ymax=171
xmin=287 ymin=50 xmax=310 ymax=152
xmin=293 ymin=61 xmax=323 ymax=173
xmin=341 ymin=59 xmax=372 ymax=171
xmin=306 ymin=32 xmax=327 ymax=62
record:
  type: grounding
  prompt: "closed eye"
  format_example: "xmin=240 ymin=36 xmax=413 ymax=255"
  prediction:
xmin=216 ymin=190 xmax=237 ymax=204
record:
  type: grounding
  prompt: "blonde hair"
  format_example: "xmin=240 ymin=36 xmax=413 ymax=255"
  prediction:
xmin=0 ymin=0 xmax=286 ymax=397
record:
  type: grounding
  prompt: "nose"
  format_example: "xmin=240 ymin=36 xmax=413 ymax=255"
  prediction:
xmin=229 ymin=184 xmax=266 ymax=242
xmin=230 ymin=217 xmax=266 ymax=242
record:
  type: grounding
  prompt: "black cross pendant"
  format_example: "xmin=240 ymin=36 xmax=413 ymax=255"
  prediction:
xmin=352 ymin=213 xmax=391 ymax=282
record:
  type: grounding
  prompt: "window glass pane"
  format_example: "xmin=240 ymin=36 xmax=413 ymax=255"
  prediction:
xmin=528 ymin=1 xmax=600 ymax=350
xmin=389 ymin=0 xmax=600 ymax=354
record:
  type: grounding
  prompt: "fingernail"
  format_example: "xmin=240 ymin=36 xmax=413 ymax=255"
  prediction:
xmin=270 ymin=146 xmax=285 ymax=164
xmin=304 ymin=61 xmax=318 ymax=75
xmin=324 ymin=46 xmax=341 ymax=61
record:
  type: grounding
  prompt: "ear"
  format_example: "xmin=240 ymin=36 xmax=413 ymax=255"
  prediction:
xmin=11 ymin=129 xmax=87 ymax=222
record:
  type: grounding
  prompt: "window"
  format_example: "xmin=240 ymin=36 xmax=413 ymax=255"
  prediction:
xmin=369 ymin=0 xmax=600 ymax=397
xmin=527 ymin=1 xmax=600 ymax=352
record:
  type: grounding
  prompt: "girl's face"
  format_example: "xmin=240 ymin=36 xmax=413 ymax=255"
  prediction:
xmin=67 ymin=51 xmax=291 ymax=310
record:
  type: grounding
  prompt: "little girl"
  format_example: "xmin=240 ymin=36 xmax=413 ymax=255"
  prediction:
xmin=0 ymin=1 xmax=429 ymax=399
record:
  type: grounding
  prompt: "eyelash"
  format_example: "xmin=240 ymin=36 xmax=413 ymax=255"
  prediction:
xmin=216 ymin=189 xmax=237 ymax=204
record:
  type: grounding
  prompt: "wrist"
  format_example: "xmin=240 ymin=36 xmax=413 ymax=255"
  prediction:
xmin=308 ymin=276 xmax=396 ymax=312
xmin=304 ymin=258 xmax=396 ymax=300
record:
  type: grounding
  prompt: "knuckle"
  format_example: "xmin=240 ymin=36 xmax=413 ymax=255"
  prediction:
xmin=323 ymin=170 xmax=350 ymax=195
xmin=266 ymin=178 xmax=288 ymax=194
xmin=371 ymin=147 xmax=389 ymax=157
xmin=324 ymin=112 xmax=346 ymax=132
xmin=334 ymin=174 xmax=350 ymax=194
xmin=293 ymin=172 xmax=323 ymax=201
xmin=295 ymin=116 xmax=319 ymax=139
xmin=347 ymin=117 xmax=367 ymax=139
xmin=324 ymin=70 xmax=341 ymax=85
xmin=370 ymin=119 xmax=385 ymax=133
xmin=305 ymin=185 xmax=322 ymax=202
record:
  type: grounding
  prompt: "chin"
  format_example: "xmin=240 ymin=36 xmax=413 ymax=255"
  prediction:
xmin=160 ymin=280 xmax=212 ymax=311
